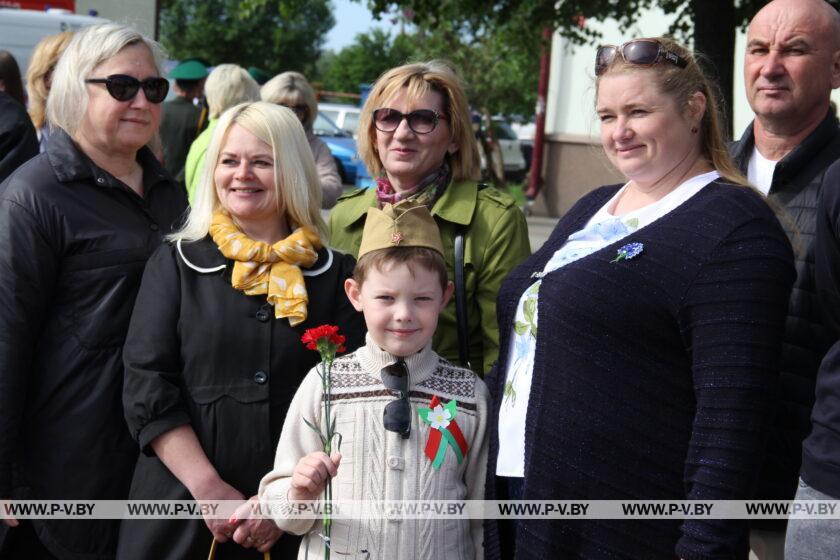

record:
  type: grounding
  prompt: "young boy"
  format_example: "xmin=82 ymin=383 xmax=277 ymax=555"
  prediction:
xmin=258 ymin=202 xmax=489 ymax=559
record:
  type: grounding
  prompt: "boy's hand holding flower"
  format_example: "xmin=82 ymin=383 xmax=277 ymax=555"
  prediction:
xmin=290 ymin=451 xmax=342 ymax=502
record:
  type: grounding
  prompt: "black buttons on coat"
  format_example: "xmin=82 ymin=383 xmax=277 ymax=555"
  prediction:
xmin=253 ymin=371 xmax=268 ymax=384
xmin=256 ymin=308 xmax=270 ymax=322
xmin=149 ymin=223 xmax=159 ymax=232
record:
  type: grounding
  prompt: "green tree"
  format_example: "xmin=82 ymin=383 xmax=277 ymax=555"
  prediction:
xmin=160 ymin=0 xmax=334 ymax=77
xmin=409 ymin=18 xmax=539 ymax=117
xmin=365 ymin=0 xmax=840 ymax=134
xmin=320 ymin=29 xmax=415 ymax=95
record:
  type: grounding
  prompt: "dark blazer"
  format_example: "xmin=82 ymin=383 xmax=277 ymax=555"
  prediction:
xmin=0 ymin=91 xmax=38 ymax=183
xmin=118 ymin=237 xmax=366 ymax=560
xmin=802 ymin=160 xmax=840 ymax=499
xmin=485 ymin=181 xmax=794 ymax=560
xmin=730 ymin=112 xmax=840 ymax=515
xmin=0 ymin=129 xmax=187 ymax=559
xmin=159 ymin=96 xmax=203 ymax=183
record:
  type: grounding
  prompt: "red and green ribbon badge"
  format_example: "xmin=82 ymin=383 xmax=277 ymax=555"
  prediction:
xmin=418 ymin=396 xmax=468 ymax=470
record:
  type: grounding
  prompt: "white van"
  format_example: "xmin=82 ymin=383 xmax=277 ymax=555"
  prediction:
xmin=319 ymin=102 xmax=362 ymax=138
xmin=0 ymin=9 xmax=106 ymax=77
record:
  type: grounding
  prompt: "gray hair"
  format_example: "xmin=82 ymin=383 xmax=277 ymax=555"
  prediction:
xmin=261 ymin=71 xmax=318 ymax=132
xmin=205 ymin=64 xmax=260 ymax=119
xmin=46 ymin=23 xmax=165 ymax=136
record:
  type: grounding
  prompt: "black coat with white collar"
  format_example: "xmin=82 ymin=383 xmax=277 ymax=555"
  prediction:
xmin=119 ymin=236 xmax=365 ymax=560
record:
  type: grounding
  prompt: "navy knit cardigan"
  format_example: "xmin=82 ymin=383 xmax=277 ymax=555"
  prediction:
xmin=484 ymin=180 xmax=795 ymax=560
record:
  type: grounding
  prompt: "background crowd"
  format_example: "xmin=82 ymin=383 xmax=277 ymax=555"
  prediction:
xmin=1 ymin=0 xmax=840 ymax=559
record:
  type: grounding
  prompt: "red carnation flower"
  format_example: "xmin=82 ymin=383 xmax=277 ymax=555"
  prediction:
xmin=301 ymin=324 xmax=346 ymax=356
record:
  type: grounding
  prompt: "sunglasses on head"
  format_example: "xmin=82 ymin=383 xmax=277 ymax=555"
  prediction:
xmin=595 ymin=39 xmax=689 ymax=76
xmin=85 ymin=74 xmax=169 ymax=103
xmin=381 ymin=359 xmax=411 ymax=439
xmin=373 ymin=108 xmax=447 ymax=135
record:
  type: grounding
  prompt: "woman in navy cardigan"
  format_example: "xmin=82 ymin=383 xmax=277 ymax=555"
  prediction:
xmin=485 ymin=38 xmax=795 ymax=560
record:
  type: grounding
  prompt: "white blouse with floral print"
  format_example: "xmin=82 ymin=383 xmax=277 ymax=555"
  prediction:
xmin=495 ymin=170 xmax=720 ymax=477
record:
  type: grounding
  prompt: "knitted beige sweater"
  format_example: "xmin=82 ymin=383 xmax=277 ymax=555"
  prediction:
xmin=259 ymin=335 xmax=489 ymax=560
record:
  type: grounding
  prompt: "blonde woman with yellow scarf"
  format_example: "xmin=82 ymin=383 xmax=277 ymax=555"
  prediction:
xmin=119 ymin=102 xmax=366 ymax=560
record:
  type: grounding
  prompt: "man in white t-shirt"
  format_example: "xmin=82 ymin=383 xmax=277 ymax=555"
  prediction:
xmin=728 ymin=1 xmax=840 ymax=558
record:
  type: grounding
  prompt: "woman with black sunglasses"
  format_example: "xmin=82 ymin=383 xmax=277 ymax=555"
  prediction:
xmin=484 ymin=37 xmax=795 ymax=560
xmin=328 ymin=60 xmax=531 ymax=377
xmin=0 ymin=23 xmax=186 ymax=559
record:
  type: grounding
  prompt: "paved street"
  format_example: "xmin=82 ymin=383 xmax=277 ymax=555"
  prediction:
xmin=525 ymin=214 xmax=557 ymax=251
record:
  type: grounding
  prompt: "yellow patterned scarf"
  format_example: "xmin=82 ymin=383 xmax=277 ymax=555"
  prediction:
xmin=209 ymin=210 xmax=321 ymax=326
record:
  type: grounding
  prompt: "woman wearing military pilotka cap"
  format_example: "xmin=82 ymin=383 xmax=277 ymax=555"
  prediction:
xmin=328 ymin=60 xmax=531 ymax=377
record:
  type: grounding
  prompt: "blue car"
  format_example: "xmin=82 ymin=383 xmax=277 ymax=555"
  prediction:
xmin=314 ymin=112 xmax=372 ymax=187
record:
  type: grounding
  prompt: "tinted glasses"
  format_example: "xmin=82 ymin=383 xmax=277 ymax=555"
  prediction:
xmin=382 ymin=359 xmax=411 ymax=439
xmin=85 ymin=74 xmax=169 ymax=103
xmin=373 ymin=108 xmax=447 ymax=134
xmin=595 ymin=39 xmax=689 ymax=76
xmin=280 ymin=103 xmax=308 ymax=122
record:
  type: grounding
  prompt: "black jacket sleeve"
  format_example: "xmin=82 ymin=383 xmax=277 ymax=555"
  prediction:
xmin=0 ymin=197 xmax=59 ymax=496
xmin=122 ymin=243 xmax=191 ymax=455
xmin=0 ymin=93 xmax=39 ymax=184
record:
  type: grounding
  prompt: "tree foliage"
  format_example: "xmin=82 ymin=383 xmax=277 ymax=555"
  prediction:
xmin=363 ymin=0 xmax=840 ymax=132
xmin=320 ymin=29 xmax=415 ymax=95
xmin=159 ymin=0 xmax=335 ymax=77
xmin=319 ymin=20 xmax=539 ymax=117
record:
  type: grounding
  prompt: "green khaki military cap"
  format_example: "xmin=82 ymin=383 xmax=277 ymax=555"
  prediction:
xmin=358 ymin=202 xmax=444 ymax=258
xmin=169 ymin=58 xmax=209 ymax=80
xmin=248 ymin=66 xmax=270 ymax=85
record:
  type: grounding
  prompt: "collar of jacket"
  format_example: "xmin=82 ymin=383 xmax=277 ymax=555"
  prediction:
xmin=46 ymin=128 xmax=170 ymax=189
xmin=176 ymin=235 xmax=335 ymax=277
xmin=335 ymin=179 xmax=479 ymax=229
xmin=733 ymin=109 xmax=840 ymax=182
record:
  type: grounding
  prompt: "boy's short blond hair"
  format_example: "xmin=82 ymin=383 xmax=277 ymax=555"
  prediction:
xmin=353 ymin=247 xmax=448 ymax=293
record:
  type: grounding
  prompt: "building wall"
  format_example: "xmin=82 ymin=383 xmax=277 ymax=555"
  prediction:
xmin=535 ymin=8 xmax=840 ymax=217
xmin=75 ymin=0 xmax=156 ymax=38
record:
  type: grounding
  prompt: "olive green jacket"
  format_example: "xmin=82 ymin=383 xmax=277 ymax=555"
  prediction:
xmin=328 ymin=180 xmax=531 ymax=375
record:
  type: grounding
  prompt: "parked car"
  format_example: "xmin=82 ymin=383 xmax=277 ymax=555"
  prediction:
xmin=319 ymin=102 xmax=362 ymax=138
xmin=313 ymin=111 xmax=371 ymax=187
xmin=492 ymin=118 xmax=528 ymax=182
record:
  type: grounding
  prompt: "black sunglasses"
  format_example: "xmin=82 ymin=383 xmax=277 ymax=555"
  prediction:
xmin=280 ymin=103 xmax=308 ymax=121
xmin=595 ymin=39 xmax=689 ymax=76
xmin=373 ymin=108 xmax=447 ymax=134
xmin=382 ymin=359 xmax=411 ymax=439
xmin=85 ymin=74 xmax=169 ymax=104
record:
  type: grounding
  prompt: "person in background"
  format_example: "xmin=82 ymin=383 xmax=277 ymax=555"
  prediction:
xmin=119 ymin=101 xmax=365 ymax=559
xmin=248 ymin=66 xmax=270 ymax=86
xmin=484 ymin=37 xmax=794 ymax=559
xmin=159 ymin=57 xmax=209 ymax=185
xmin=25 ymin=31 xmax=74 ymax=152
xmin=728 ymin=1 xmax=840 ymax=557
xmin=0 ymin=23 xmax=187 ymax=558
xmin=0 ymin=51 xmax=37 ymax=183
xmin=184 ymin=64 xmax=259 ymax=201
xmin=328 ymin=61 xmax=531 ymax=375
xmin=261 ymin=71 xmax=344 ymax=209
xmin=0 ymin=50 xmax=27 ymax=107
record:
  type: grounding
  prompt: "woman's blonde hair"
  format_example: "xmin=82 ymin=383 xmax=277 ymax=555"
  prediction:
xmin=596 ymin=37 xmax=747 ymax=186
xmin=171 ymin=101 xmax=327 ymax=243
xmin=261 ymin=71 xmax=317 ymax=132
xmin=205 ymin=64 xmax=260 ymax=119
xmin=26 ymin=31 xmax=74 ymax=130
xmin=358 ymin=60 xmax=480 ymax=181
xmin=47 ymin=23 xmax=165 ymax=136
